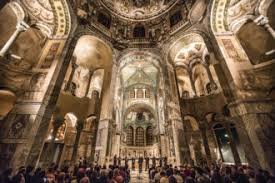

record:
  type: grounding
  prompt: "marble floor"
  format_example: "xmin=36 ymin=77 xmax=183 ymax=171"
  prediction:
xmin=130 ymin=170 xmax=150 ymax=183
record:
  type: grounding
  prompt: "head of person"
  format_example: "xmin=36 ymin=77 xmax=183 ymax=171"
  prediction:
xmin=160 ymin=171 xmax=166 ymax=177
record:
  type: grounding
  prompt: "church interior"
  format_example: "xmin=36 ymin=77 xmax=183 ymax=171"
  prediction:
xmin=0 ymin=0 xmax=275 ymax=181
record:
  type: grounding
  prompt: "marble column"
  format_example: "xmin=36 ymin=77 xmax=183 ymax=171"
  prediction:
xmin=71 ymin=120 xmax=84 ymax=163
xmin=64 ymin=57 xmax=78 ymax=92
xmin=235 ymin=123 xmax=260 ymax=169
xmin=89 ymin=117 xmax=98 ymax=162
xmin=171 ymin=120 xmax=183 ymax=165
xmin=0 ymin=20 xmax=29 ymax=57
xmin=144 ymin=128 xmax=146 ymax=146
xmin=187 ymin=69 xmax=197 ymax=96
xmin=85 ymin=70 xmax=94 ymax=97
xmin=133 ymin=127 xmax=136 ymax=146
xmin=224 ymin=123 xmax=242 ymax=166
xmin=254 ymin=15 xmax=275 ymax=39
xmin=199 ymin=123 xmax=212 ymax=166
xmin=203 ymin=62 xmax=217 ymax=91
xmin=45 ymin=117 xmax=64 ymax=166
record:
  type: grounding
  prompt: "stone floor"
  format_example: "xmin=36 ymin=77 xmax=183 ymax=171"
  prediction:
xmin=130 ymin=170 xmax=150 ymax=183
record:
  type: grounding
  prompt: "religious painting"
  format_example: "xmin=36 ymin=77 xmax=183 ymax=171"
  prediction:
xmin=221 ymin=39 xmax=243 ymax=62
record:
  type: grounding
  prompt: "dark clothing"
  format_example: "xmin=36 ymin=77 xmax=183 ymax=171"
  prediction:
xmin=138 ymin=157 xmax=143 ymax=173
xmin=159 ymin=158 xmax=163 ymax=167
xmin=168 ymin=175 xmax=177 ymax=183
xmin=114 ymin=156 xmax=118 ymax=166
xmin=25 ymin=173 xmax=32 ymax=183
xmin=236 ymin=173 xmax=249 ymax=183
xmin=0 ymin=175 xmax=12 ymax=183
xmin=125 ymin=157 xmax=129 ymax=167
xmin=163 ymin=157 xmax=168 ymax=166
xmin=118 ymin=157 xmax=121 ymax=166
xmin=152 ymin=157 xmax=156 ymax=167
xmin=145 ymin=157 xmax=150 ymax=170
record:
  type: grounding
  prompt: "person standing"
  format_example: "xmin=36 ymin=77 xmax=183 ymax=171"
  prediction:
xmin=114 ymin=155 xmax=118 ymax=166
xmin=131 ymin=157 xmax=135 ymax=170
xmin=118 ymin=156 xmax=121 ymax=166
xmin=164 ymin=156 xmax=168 ymax=167
xmin=159 ymin=157 xmax=163 ymax=167
xmin=125 ymin=156 xmax=129 ymax=167
xmin=138 ymin=156 xmax=144 ymax=173
xmin=145 ymin=156 xmax=150 ymax=170
xmin=152 ymin=156 xmax=156 ymax=167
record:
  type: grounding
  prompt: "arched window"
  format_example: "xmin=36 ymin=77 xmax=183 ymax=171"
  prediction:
xmin=97 ymin=12 xmax=111 ymax=29
xmin=206 ymin=82 xmax=212 ymax=94
xmin=56 ymin=123 xmax=66 ymax=141
xmin=182 ymin=90 xmax=190 ymax=98
xmin=213 ymin=123 xmax=245 ymax=163
xmin=170 ymin=11 xmax=183 ymax=27
xmin=133 ymin=25 xmax=145 ymax=38
xmin=136 ymin=127 xmax=144 ymax=146
xmin=129 ymin=90 xmax=135 ymax=98
xmin=137 ymin=89 xmax=143 ymax=98
xmin=146 ymin=126 xmax=153 ymax=145
xmin=126 ymin=126 xmax=134 ymax=146
xmin=145 ymin=88 xmax=151 ymax=98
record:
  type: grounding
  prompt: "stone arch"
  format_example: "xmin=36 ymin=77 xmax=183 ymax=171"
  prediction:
xmin=123 ymin=103 xmax=157 ymax=121
xmin=0 ymin=89 xmax=16 ymax=120
xmin=118 ymin=50 xmax=162 ymax=71
xmin=184 ymin=115 xmax=199 ymax=132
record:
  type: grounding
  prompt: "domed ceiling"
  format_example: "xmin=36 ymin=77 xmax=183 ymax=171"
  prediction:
xmin=100 ymin=0 xmax=178 ymax=21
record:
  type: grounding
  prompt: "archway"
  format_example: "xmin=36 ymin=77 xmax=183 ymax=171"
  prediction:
xmin=168 ymin=33 xmax=220 ymax=98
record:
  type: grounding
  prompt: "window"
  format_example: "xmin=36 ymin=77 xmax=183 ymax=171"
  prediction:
xmin=56 ymin=123 xmax=66 ymax=141
xmin=137 ymin=89 xmax=143 ymax=98
xmin=126 ymin=126 xmax=134 ymax=146
xmin=182 ymin=90 xmax=190 ymax=98
xmin=213 ymin=123 xmax=245 ymax=163
xmin=133 ymin=25 xmax=146 ymax=38
xmin=136 ymin=127 xmax=145 ymax=146
xmin=170 ymin=11 xmax=183 ymax=27
xmin=97 ymin=12 xmax=111 ymax=29
xmin=129 ymin=90 xmax=135 ymax=98
xmin=145 ymin=88 xmax=151 ymax=98
xmin=146 ymin=126 xmax=153 ymax=145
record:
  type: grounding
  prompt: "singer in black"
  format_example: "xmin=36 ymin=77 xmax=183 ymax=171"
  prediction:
xmin=138 ymin=156 xmax=143 ymax=173
xmin=159 ymin=156 xmax=163 ymax=167
xmin=113 ymin=155 xmax=117 ymax=166
xmin=145 ymin=156 xmax=150 ymax=170
xmin=118 ymin=156 xmax=121 ymax=166
xmin=152 ymin=156 xmax=156 ymax=167
xmin=125 ymin=156 xmax=129 ymax=167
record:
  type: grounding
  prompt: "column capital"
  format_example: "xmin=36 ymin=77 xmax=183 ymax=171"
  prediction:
xmin=16 ymin=21 xmax=30 ymax=32
xmin=254 ymin=15 xmax=269 ymax=26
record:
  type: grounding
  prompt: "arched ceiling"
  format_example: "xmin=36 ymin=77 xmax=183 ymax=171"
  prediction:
xmin=73 ymin=35 xmax=113 ymax=70
xmin=168 ymin=34 xmax=208 ymax=67
xmin=121 ymin=60 xmax=158 ymax=87
xmin=100 ymin=0 xmax=178 ymax=21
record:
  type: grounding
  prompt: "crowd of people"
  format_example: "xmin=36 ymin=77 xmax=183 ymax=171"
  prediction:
xmin=0 ymin=162 xmax=131 ymax=183
xmin=1 ymin=161 xmax=275 ymax=183
xmin=148 ymin=164 xmax=275 ymax=183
